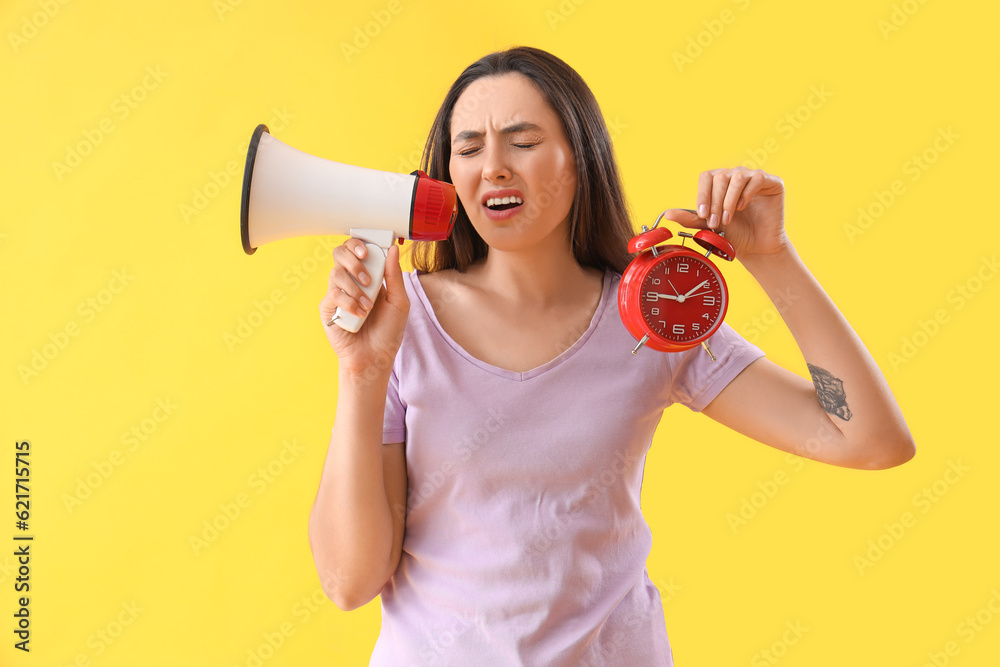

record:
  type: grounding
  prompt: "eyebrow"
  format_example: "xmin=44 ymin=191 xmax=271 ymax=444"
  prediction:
xmin=453 ymin=122 xmax=543 ymax=143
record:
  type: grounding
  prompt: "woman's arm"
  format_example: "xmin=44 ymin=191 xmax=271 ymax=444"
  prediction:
xmin=308 ymin=371 xmax=408 ymax=610
xmin=703 ymin=244 xmax=915 ymax=469
xmin=309 ymin=241 xmax=410 ymax=609
xmin=666 ymin=168 xmax=914 ymax=470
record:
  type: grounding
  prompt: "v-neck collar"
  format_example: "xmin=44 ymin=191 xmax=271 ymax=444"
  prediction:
xmin=409 ymin=269 xmax=614 ymax=382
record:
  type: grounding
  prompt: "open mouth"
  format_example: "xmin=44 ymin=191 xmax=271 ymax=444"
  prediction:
xmin=485 ymin=195 xmax=524 ymax=211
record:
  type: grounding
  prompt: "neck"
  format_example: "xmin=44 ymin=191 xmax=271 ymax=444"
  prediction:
xmin=469 ymin=231 xmax=601 ymax=309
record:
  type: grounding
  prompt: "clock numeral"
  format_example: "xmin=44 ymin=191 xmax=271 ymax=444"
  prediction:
xmin=645 ymin=292 xmax=658 ymax=301
xmin=676 ymin=263 xmax=689 ymax=273
xmin=651 ymin=277 xmax=661 ymax=285
xmin=659 ymin=320 xmax=668 ymax=329
xmin=703 ymin=296 xmax=716 ymax=306
xmin=651 ymin=307 xmax=659 ymax=316
xmin=702 ymin=313 xmax=710 ymax=320
xmin=693 ymin=323 xmax=701 ymax=331
xmin=672 ymin=324 xmax=685 ymax=335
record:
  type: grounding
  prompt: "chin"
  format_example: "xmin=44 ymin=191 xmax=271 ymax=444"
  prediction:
xmin=475 ymin=208 xmax=569 ymax=240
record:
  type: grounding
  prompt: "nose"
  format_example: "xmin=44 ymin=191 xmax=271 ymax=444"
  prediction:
xmin=481 ymin=140 xmax=512 ymax=183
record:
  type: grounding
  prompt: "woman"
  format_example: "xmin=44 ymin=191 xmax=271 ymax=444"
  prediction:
xmin=308 ymin=46 xmax=914 ymax=665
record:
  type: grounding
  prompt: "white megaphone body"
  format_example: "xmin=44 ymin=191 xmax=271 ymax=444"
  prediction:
xmin=240 ymin=123 xmax=457 ymax=332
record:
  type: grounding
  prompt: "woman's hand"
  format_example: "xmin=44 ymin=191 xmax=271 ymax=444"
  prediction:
xmin=660 ymin=167 xmax=789 ymax=262
xmin=319 ymin=240 xmax=409 ymax=381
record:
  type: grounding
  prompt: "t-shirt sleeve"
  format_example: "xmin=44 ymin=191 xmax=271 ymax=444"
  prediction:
xmin=383 ymin=362 xmax=407 ymax=444
xmin=664 ymin=322 xmax=765 ymax=412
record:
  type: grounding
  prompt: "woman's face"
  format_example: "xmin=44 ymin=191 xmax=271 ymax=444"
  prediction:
xmin=448 ymin=73 xmax=577 ymax=254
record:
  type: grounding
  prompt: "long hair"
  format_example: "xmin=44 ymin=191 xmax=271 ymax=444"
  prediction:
xmin=411 ymin=47 xmax=635 ymax=275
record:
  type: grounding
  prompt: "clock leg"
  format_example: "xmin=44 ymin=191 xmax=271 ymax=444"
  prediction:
xmin=702 ymin=342 xmax=716 ymax=361
xmin=631 ymin=334 xmax=650 ymax=355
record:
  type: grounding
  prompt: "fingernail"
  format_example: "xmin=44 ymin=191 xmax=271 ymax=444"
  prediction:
xmin=722 ymin=210 xmax=730 ymax=225
xmin=360 ymin=295 xmax=373 ymax=309
xmin=354 ymin=246 xmax=366 ymax=258
xmin=709 ymin=213 xmax=718 ymax=228
xmin=698 ymin=204 xmax=708 ymax=218
xmin=359 ymin=271 xmax=370 ymax=285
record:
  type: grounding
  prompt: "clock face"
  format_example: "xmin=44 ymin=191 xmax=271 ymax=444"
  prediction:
xmin=640 ymin=253 xmax=726 ymax=344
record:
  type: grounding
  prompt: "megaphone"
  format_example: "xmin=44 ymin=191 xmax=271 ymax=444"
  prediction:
xmin=240 ymin=124 xmax=457 ymax=332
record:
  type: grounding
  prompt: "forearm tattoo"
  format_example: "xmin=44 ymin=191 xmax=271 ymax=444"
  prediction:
xmin=807 ymin=363 xmax=853 ymax=421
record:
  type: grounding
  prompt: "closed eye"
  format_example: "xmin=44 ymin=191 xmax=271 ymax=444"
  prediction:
xmin=454 ymin=140 xmax=541 ymax=157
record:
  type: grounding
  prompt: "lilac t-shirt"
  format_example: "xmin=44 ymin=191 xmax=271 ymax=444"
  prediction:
xmin=373 ymin=269 xmax=764 ymax=666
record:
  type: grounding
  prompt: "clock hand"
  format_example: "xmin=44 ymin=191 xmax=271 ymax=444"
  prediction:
xmin=667 ymin=280 xmax=681 ymax=297
xmin=647 ymin=293 xmax=679 ymax=301
xmin=681 ymin=280 xmax=710 ymax=299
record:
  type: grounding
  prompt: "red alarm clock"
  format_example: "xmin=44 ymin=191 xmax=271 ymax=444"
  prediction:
xmin=618 ymin=210 xmax=736 ymax=359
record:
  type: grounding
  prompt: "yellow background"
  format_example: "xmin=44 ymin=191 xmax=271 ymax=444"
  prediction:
xmin=2 ymin=0 xmax=998 ymax=665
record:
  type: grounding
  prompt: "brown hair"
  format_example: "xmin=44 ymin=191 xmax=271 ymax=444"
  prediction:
xmin=411 ymin=46 xmax=635 ymax=275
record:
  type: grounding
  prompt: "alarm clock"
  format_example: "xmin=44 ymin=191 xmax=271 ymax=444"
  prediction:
xmin=618 ymin=210 xmax=736 ymax=359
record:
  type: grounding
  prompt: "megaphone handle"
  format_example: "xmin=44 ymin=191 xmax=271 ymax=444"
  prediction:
xmin=329 ymin=242 xmax=388 ymax=333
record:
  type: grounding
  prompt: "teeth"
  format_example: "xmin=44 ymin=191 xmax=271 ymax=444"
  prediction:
xmin=486 ymin=196 xmax=523 ymax=207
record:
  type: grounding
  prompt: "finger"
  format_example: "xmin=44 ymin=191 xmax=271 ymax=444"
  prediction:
xmin=331 ymin=243 xmax=373 ymax=292
xmin=722 ymin=169 xmax=751 ymax=225
xmin=382 ymin=244 xmax=408 ymax=310
xmin=328 ymin=266 xmax=374 ymax=313
xmin=319 ymin=287 xmax=352 ymax=325
xmin=330 ymin=238 xmax=383 ymax=311
xmin=322 ymin=264 xmax=372 ymax=321
xmin=709 ymin=170 xmax=732 ymax=229
xmin=734 ymin=169 xmax=765 ymax=211
xmin=696 ymin=170 xmax=715 ymax=220
xmin=658 ymin=208 xmax=707 ymax=229
xmin=345 ymin=237 xmax=368 ymax=260
xmin=737 ymin=171 xmax=784 ymax=209
xmin=318 ymin=291 xmax=341 ymax=325
xmin=319 ymin=281 xmax=368 ymax=323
